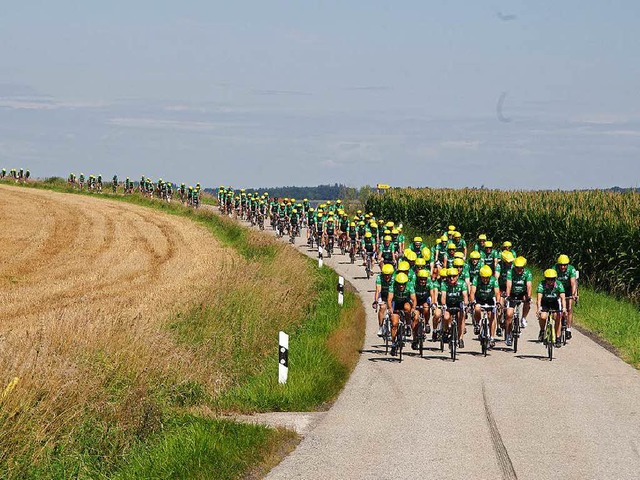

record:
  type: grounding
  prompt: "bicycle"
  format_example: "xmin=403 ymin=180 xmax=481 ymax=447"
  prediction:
xmin=326 ymin=235 xmax=334 ymax=258
xmin=376 ymin=303 xmax=392 ymax=355
xmin=364 ymin=251 xmax=375 ymax=279
xmin=510 ymin=298 xmax=525 ymax=353
xmin=477 ymin=304 xmax=493 ymax=357
xmin=441 ymin=305 xmax=458 ymax=361
xmin=541 ymin=309 xmax=561 ymax=361
xmin=349 ymin=239 xmax=357 ymax=264
xmin=415 ymin=305 xmax=430 ymax=357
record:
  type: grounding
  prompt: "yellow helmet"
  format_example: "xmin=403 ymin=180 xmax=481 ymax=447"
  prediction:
xmin=469 ymin=251 xmax=481 ymax=260
xmin=514 ymin=256 xmax=527 ymax=268
xmin=413 ymin=236 xmax=423 ymax=243
xmin=448 ymin=224 xmax=456 ymax=231
xmin=383 ymin=235 xmax=392 ymax=241
xmin=365 ymin=232 xmax=372 ymax=238
xmin=398 ymin=261 xmax=410 ymax=272
xmin=386 ymin=221 xmax=394 ymax=227
xmin=479 ymin=265 xmax=493 ymax=277
xmin=356 ymin=209 xmax=362 ymax=214
xmin=384 ymin=229 xmax=391 ymax=235
xmin=391 ymin=229 xmax=399 ymax=235
xmin=439 ymin=268 xmax=449 ymax=278
xmin=447 ymin=242 xmax=456 ymax=250
xmin=557 ymin=254 xmax=570 ymax=265
xmin=544 ymin=269 xmax=558 ymax=279
xmin=447 ymin=230 xmax=455 ymax=237
xmin=502 ymin=241 xmax=512 ymax=248
xmin=349 ymin=222 xmax=356 ymax=227
xmin=417 ymin=269 xmax=430 ymax=278
xmin=484 ymin=241 xmax=493 ymax=248
xmin=501 ymin=251 xmax=515 ymax=263
xmin=415 ymin=257 xmax=427 ymax=267
xmin=421 ymin=247 xmax=431 ymax=261
xmin=448 ymin=267 xmax=459 ymax=277
xmin=453 ymin=231 xmax=462 ymax=238
xmin=358 ymin=221 xmax=365 ymax=226
xmin=453 ymin=258 xmax=465 ymax=267
xmin=395 ymin=272 xmax=409 ymax=284
xmin=370 ymin=222 xmax=378 ymax=228
xmin=454 ymin=252 xmax=465 ymax=259
xmin=382 ymin=264 xmax=395 ymax=275
xmin=478 ymin=234 xmax=487 ymax=241
xmin=440 ymin=236 xmax=448 ymax=243
xmin=406 ymin=251 xmax=417 ymax=262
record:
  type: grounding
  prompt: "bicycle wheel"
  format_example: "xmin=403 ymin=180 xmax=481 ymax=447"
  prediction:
xmin=397 ymin=323 xmax=404 ymax=362
xmin=512 ymin=315 xmax=520 ymax=353
xmin=450 ymin=321 xmax=457 ymax=361
xmin=481 ymin=320 xmax=488 ymax=357
xmin=439 ymin=321 xmax=445 ymax=352
xmin=417 ymin=320 xmax=424 ymax=357
xmin=546 ymin=322 xmax=554 ymax=361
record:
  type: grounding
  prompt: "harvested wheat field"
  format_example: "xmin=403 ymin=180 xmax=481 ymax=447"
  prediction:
xmin=0 ymin=184 xmax=239 ymax=473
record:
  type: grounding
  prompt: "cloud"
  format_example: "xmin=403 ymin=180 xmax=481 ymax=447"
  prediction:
xmin=345 ymin=86 xmax=393 ymax=92
xmin=0 ymin=99 xmax=108 ymax=110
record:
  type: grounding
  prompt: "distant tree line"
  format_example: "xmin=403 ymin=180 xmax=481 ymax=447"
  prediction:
xmin=204 ymin=183 xmax=370 ymax=200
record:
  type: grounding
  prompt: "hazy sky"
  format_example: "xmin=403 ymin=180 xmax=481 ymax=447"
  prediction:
xmin=0 ymin=1 xmax=639 ymax=189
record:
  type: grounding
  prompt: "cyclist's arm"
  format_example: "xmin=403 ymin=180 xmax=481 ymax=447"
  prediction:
xmin=469 ymin=286 xmax=476 ymax=304
xmin=440 ymin=291 xmax=446 ymax=306
xmin=526 ymin=281 xmax=532 ymax=299
xmin=570 ymin=277 xmax=577 ymax=297
xmin=560 ymin=292 xmax=567 ymax=311
xmin=505 ymin=279 xmax=512 ymax=298
xmin=374 ymin=284 xmax=381 ymax=305
xmin=462 ymin=290 xmax=469 ymax=306
xmin=387 ymin=292 xmax=394 ymax=312
xmin=536 ymin=292 xmax=542 ymax=312
xmin=409 ymin=293 xmax=417 ymax=312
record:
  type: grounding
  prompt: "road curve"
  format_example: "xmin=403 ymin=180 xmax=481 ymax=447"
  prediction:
xmin=232 ymin=217 xmax=640 ymax=480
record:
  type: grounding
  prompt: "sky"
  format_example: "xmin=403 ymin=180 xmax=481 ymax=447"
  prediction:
xmin=0 ymin=0 xmax=639 ymax=189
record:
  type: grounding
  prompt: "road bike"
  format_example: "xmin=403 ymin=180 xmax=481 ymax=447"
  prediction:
xmin=364 ymin=251 xmax=375 ymax=279
xmin=477 ymin=304 xmax=493 ymax=357
xmin=541 ymin=309 xmax=561 ymax=361
xmin=510 ymin=298 xmax=525 ymax=353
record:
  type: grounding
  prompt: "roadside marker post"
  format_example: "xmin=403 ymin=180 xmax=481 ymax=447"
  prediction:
xmin=318 ymin=246 xmax=323 ymax=268
xmin=279 ymin=331 xmax=289 ymax=384
xmin=338 ymin=276 xmax=344 ymax=306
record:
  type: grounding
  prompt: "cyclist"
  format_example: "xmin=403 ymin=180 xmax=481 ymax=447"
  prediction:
xmin=433 ymin=236 xmax=448 ymax=270
xmin=552 ymin=254 xmax=578 ymax=340
xmin=378 ymin=234 xmax=397 ymax=269
xmin=411 ymin=269 xmax=435 ymax=349
xmin=494 ymin=251 xmax=515 ymax=337
xmin=374 ymin=264 xmax=395 ymax=336
xmin=409 ymin=237 xmax=423 ymax=256
xmin=453 ymin=257 xmax=470 ymax=291
xmin=505 ymin=255 xmax=533 ymax=335
xmin=290 ymin=208 xmax=300 ymax=237
xmin=467 ymin=250 xmax=484 ymax=283
xmin=501 ymin=241 xmax=517 ymax=259
xmin=474 ymin=234 xmax=487 ymax=252
xmin=361 ymin=232 xmax=377 ymax=270
xmin=325 ymin=217 xmax=337 ymax=253
xmin=440 ymin=267 xmax=469 ymax=348
xmin=470 ymin=265 xmax=500 ymax=346
xmin=444 ymin=243 xmax=457 ymax=268
xmin=481 ymin=241 xmax=499 ymax=269
xmin=387 ymin=272 xmax=417 ymax=356
xmin=396 ymin=260 xmax=416 ymax=288
xmin=536 ymin=269 xmax=566 ymax=348
xmin=452 ymin=231 xmax=467 ymax=257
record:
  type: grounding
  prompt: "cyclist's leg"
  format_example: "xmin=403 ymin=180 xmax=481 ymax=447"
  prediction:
xmin=554 ymin=311 xmax=562 ymax=339
xmin=489 ymin=309 xmax=496 ymax=337
xmin=505 ymin=304 xmax=514 ymax=335
xmin=456 ymin=310 xmax=465 ymax=341
xmin=566 ymin=297 xmax=574 ymax=330
xmin=390 ymin=312 xmax=399 ymax=342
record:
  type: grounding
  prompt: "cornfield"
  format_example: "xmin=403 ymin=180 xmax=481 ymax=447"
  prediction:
xmin=366 ymin=188 xmax=640 ymax=305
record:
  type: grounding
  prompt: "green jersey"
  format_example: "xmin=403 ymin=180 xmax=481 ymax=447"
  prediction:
xmin=552 ymin=264 xmax=577 ymax=294
xmin=506 ymin=268 xmax=533 ymax=296
xmin=362 ymin=238 xmax=376 ymax=253
xmin=441 ymin=279 xmax=468 ymax=307
xmin=390 ymin=281 xmax=415 ymax=303
xmin=375 ymin=274 xmax=393 ymax=295
xmin=472 ymin=276 xmax=498 ymax=303
xmin=494 ymin=261 xmax=512 ymax=290
xmin=380 ymin=243 xmax=396 ymax=263
xmin=453 ymin=238 xmax=466 ymax=253
xmin=537 ymin=280 xmax=565 ymax=308
xmin=414 ymin=278 xmax=434 ymax=301
xmin=467 ymin=259 xmax=484 ymax=281
xmin=481 ymin=249 xmax=499 ymax=265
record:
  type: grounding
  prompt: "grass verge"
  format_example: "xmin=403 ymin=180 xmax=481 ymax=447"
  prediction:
xmin=0 ymin=179 xmax=365 ymax=478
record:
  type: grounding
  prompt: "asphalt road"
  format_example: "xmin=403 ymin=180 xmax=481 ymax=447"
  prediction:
xmin=233 ymin=217 xmax=640 ymax=480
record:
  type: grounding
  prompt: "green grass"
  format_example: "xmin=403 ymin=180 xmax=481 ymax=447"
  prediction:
xmin=0 ymin=178 xmax=365 ymax=478
xmin=216 ymin=266 xmax=360 ymax=412
xmin=111 ymin=417 xmax=295 ymax=480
